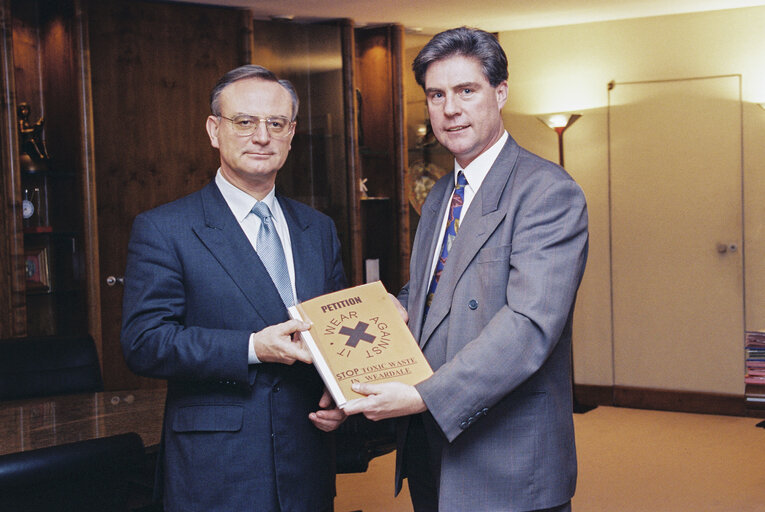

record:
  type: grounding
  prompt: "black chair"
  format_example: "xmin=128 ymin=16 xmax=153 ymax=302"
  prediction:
xmin=0 ymin=335 xmax=103 ymax=401
xmin=0 ymin=432 xmax=146 ymax=512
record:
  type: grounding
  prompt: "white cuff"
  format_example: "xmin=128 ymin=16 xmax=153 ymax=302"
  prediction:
xmin=248 ymin=333 xmax=261 ymax=364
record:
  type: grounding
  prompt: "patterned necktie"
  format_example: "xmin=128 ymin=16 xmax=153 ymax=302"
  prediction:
xmin=251 ymin=202 xmax=294 ymax=307
xmin=424 ymin=171 xmax=468 ymax=318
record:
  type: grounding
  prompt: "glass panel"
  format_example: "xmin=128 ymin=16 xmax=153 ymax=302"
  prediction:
xmin=253 ymin=21 xmax=351 ymax=280
xmin=403 ymin=39 xmax=452 ymax=247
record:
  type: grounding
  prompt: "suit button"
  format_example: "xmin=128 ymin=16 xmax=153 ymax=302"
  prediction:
xmin=468 ymin=299 xmax=478 ymax=310
xmin=459 ymin=421 xmax=468 ymax=429
xmin=273 ymin=385 xmax=280 ymax=393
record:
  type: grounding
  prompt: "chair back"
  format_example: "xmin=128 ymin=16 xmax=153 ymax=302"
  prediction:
xmin=0 ymin=335 xmax=103 ymax=401
xmin=0 ymin=432 xmax=145 ymax=512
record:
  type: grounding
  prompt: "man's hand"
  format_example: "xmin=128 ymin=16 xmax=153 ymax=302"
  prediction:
xmin=389 ymin=294 xmax=409 ymax=324
xmin=251 ymin=319 xmax=312 ymax=365
xmin=309 ymin=388 xmax=347 ymax=432
xmin=342 ymin=381 xmax=426 ymax=421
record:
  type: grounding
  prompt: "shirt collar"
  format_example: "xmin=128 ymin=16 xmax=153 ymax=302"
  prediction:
xmin=215 ymin=169 xmax=277 ymax=222
xmin=454 ymin=131 xmax=508 ymax=191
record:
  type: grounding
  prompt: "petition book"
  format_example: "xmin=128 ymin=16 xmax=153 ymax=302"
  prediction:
xmin=288 ymin=281 xmax=433 ymax=408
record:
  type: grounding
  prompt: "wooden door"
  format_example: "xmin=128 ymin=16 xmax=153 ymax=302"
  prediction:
xmin=87 ymin=0 xmax=249 ymax=390
xmin=609 ymin=76 xmax=744 ymax=395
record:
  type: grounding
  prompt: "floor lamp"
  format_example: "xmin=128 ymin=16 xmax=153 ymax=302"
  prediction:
xmin=537 ymin=113 xmax=581 ymax=167
xmin=536 ymin=113 xmax=596 ymax=414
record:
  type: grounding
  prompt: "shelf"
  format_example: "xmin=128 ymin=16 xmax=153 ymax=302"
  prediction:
xmin=21 ymin=168 xmax=78 ymax=178
xmin=745 ymin=383 xmax=765 ymax=410
xmin=745 ymin=331 xmax=765 ymax=413
xmin=23 ymin=229 xmax=78 ymax=237
xmin=23 ymin=226 xmax=53 ymax=234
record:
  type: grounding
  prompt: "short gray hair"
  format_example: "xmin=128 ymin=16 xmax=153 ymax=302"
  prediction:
xmin=412 ymin=27 xmax=508 ymax=89
xmin=209 ymin=64 xmax=299 ymax=121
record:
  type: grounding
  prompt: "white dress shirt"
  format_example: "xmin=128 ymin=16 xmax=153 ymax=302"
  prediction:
xmin=426 ymin=131 xmax=509 ymax=286
xmin=215 ymin=170 xmax=296 ymax=364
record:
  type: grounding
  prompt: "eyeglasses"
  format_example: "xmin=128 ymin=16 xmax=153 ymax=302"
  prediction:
xmin=218 ymin=114 xmax=294 ymax=138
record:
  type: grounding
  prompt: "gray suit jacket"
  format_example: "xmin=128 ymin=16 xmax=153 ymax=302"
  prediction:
xmin=397 ymin=135 xmax=588 ymax=511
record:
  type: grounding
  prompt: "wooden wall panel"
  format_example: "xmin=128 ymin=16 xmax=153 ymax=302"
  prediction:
xmin=356 ymin=29 xmax=395 ymax=199
xmin=10 ymin=0 xmax=42 ymax=115
xmin=87 ymin=0 xmax=249 ymax=390
xmin=355 ymin=26 xmax=408 ymax=292
xmin=341 ymin=20 xmax=362 ymax=286
xmin=39 ymin=0 xmax=81 ymax=176
xmin=0 ymin=0 xmax=26 ymax=337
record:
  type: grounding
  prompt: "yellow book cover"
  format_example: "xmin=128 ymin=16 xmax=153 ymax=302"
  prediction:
xmin=288 ymin=281 xmax=433 ymax=408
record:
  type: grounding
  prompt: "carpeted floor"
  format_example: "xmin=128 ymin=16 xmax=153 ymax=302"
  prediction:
xmin=335 ymin=406 xmax=765 ymax=511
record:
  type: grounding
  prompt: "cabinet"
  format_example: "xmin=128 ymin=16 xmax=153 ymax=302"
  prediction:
xmin=252 ymin=19 xmax=356 ymax=284
xmin=252 ymin=20 xmax=409 ymax=293
xmin=1 ymin=0 xmax=91 ymax=339
xmin=1 ymin=0 xmax=250 ymax=390
xmin=20 ymin=156 xmax=87 ymax=337
xmin=354 ymin=25 xmax=409 ymax=291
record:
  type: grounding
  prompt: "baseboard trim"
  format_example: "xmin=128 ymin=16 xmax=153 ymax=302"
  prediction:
xmin=574 ymin=384 xmax=748 ymax=417
xmin=574 ymin=384 xmax=613 ymax=406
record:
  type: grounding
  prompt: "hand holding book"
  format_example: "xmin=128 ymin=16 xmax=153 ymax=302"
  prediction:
xmin=342 ymin=380 xmax=428 ymax=420
xmin=388 ymin=293 xmax=409 ymax=324
xmin=250 ymin=318 xmax=313 ymax=365
xmin=289 ymin=281 xmax=432 ymax=408
xmin=308 ymin=388 xmax=347 ymax=432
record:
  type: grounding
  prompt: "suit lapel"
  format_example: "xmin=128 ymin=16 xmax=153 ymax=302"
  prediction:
xmin=192 ymin=182 xmax=286 ymax=324
xmin=278 ymin=194 xmax=324 ymax=303
xmin=420 ymin=138 xmax=520 ymax=348
xmin=409 ymin=178 xmax=454 ymax=344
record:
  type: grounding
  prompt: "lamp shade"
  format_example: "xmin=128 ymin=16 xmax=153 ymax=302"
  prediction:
xmin=536 ymin=112 xmax=582 ymax=167
xmin=537 ymin=113 xmax=582 ymax=134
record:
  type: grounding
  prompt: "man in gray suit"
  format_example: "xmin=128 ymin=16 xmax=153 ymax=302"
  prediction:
xmin=344 ymin=27 xmax=588 ymax=511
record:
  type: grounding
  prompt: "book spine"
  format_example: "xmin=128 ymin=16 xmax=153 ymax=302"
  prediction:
xmin=287 ymin=305 xmax=347 ymax=408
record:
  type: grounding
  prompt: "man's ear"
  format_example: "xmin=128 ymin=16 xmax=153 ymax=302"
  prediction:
xmin=495 ymin=80 xmax=508 ymax=110
xmin=287 ymin=121 xmax=296 ymax=151
xmin=206 ymin=115 xmax=220 ymax=149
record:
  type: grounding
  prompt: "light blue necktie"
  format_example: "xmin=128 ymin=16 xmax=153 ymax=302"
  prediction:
xmin=251 ymin=202 xmax=294 ymax=307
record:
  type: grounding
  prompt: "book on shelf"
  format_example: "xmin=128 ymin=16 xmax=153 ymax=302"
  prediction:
xmin=745 ymin=331 xmax=765 ymax=347
xmin=288 ymin=281 xmax=433 ymax=408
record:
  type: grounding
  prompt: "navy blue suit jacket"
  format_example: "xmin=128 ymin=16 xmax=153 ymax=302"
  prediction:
xmin=121 ymin=181 xmax=346 ymax=512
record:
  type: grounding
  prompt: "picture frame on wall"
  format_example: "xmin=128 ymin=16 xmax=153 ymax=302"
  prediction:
xmin=25 ymin=246 xmax=51 ymax=293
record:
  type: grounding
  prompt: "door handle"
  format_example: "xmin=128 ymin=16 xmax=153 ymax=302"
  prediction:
xmin=106 ymin=276 xmax=124 ymax=286
xmin=716 ymin=243 xmax=738 ymax=254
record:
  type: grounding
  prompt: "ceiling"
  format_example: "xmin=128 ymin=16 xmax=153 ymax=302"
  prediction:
xmin=170 ymin=0 xmax=765 ymax=34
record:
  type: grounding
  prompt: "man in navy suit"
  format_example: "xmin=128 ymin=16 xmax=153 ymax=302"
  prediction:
xmin=345 ymin=28 xmax=588 ymax=511
xmin=121 ymin=65 xmax=347 ymax=512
